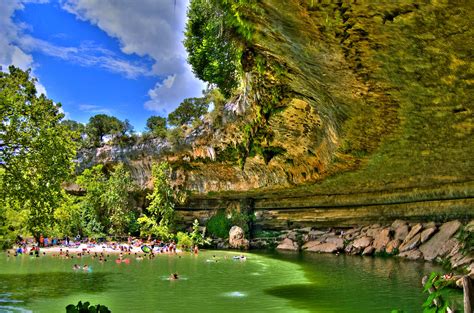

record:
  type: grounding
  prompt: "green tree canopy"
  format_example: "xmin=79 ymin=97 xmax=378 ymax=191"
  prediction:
xmin=138 ymin=162 xmax=186 ymax=240
xmin=167 ymin=97 xmax=209 ymax=127
xmin=146 ymin=116 xmax=167 ymax=138
xmin=0 ymin=66 xmax=76 ymax=241
xmin=75 ymin=163 xmax=136 ymax=237
xmin=184 ymin=0 xmax=240 ymax=97
xmin=86 ymin=114 xmax=124 ymax=146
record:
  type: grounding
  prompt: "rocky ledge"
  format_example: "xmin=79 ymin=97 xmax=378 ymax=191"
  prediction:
xmin=272 ymin=219 xmax=473 ymax=277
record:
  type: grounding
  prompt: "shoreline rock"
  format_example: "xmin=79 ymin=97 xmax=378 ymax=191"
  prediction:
xmin=268 ymin=219 xmax=473 ymax=274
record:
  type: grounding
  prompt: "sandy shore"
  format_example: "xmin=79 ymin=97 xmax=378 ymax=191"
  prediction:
xmin=9 ymin=243 xmax=183 ymax=255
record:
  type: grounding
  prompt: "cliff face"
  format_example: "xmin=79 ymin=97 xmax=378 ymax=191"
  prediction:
xmin=76 ymin=1 xmax=473 ymax=227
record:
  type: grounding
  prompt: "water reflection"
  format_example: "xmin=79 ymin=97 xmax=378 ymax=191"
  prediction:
xmin=0 ymin=272 xmax=109 ymax=303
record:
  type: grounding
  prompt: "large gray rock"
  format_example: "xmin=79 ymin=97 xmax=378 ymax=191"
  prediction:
xmin=308 ymin=230 xmax=327 ymax=240
xmin=386 ymin=239 xmax=401 ymax=254
xmin=437 ymin=238 xmax=458 ymax=258
xmin=398 ymin=249 xmax=423 ymax=260
xmin=399 ymin=233 xmax=421 ymax=252
xmin=366 ymin=227 xmax=382 ymax=238
xmin=373 ymin=228 xmax=391 ymax=252
xmin=405 ymin=223 xmax=423 ymax=242
xmin=229 ymin=226 xmax=249 ymax=249
xmin=306 ymin=242 xmax=339 ymax=253
xmin=353 ymin=236 xmax=373 ymax=249
xmin=420 ymin=227 xmax=437 ymax=243
xmin=394 ymin=224 xmax=409 ymax=241
xmin=302 ymin=240 xmax=323 ymax=250
xmin=419 ymin=220 xmax=462 ymax=261
xmin=286 ymin=231 xmax=298 ymax=241
xmin=451 ymin=254 xmax=474 ymax=269
xmin=276 ymin=238 xmax=298 ymax=251
xmin=362 ymin=246 xmax=375 ymax=256
xmin=325 ymin=236 xmax=344 ymax=249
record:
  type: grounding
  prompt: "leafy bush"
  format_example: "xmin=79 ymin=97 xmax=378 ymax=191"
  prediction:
xmin=176 ymin=231 xmax=193 ymax=249
xmin=66 ymin=301 xmax=111 ymax=313
xmin=206 ymin=211 xmax=231 ymax=238
xmin=206 ymin=210 xmax=254 ymax=238
xmin=422 ymin=272 xmax=453 ymax=313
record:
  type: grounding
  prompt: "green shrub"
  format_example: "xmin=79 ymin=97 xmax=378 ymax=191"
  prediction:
xmin=66 ymin=301 xmax=111 ymax=313
xmin=176 ymin=231 xmax=193 ymax=249
xmin=206 ymin=211 xmax=231 ymax=238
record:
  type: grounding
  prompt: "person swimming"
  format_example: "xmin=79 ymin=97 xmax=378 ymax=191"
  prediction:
xmin=169 ymin=273 xmax=179 ymax=280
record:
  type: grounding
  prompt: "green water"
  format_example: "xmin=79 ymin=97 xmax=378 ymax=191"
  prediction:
xmin=0 ymin=250 xmax=455 ymax=312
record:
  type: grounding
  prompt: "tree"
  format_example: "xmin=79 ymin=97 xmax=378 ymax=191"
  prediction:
xmin=0 ymin=66 xmax=76 ymax=241
xmin=86 ymin=114 xmax=124 ymax=146
xmin=146 ymin=116 xmax=167 ymax=138
xmin=102 ymin=163 xmax=134 ymax=236
xmin=138 ymin=162 xmax=185 ymax=240
xmin=184 ymin=0 xmax=240 ymax=96
xmin=61 ymin=119 xmax=86 ymax=134
xmin=75 ymin=163 xmax=136 ymax=237
xmin=167 ymin=97 xmax=209 ymax=127
xmin=76 ymin=165 xmax=108 ymax=237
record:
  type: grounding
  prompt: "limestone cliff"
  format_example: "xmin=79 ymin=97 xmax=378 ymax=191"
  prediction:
xmin=75 ymin=1 xmax=474 ymax=227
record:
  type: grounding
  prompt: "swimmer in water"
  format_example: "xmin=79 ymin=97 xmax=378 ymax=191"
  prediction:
xmin=169 ymin=273 xmax=179 ymax=280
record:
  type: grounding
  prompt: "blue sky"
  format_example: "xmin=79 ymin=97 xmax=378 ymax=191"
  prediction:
xmin=0 ymin=0 xmax=205 ymax=131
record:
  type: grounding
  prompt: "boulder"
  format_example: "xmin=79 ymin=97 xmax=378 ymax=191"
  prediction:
xmin=386 ymin=239 xmax=402 ymax=254
xmin=366 ymin=227 xmax=381 ymax=238
xmin=405 ymin=223 xmax=423 ymax=242
xmin=302 ymin=240 xmax=323 ymax=250
xmin=373 ymin=228 xmax=391 ymax=252
xmin=451 ymin=254 xmax=474 ymax=269
xmin=344 ymin=230 xmax=360 ymax=240
xmin=308 ymin=230 xmax=327 ymax=240
xmin=325 ymin=236 xmax=344 ymax=249
xmin=276 ymin=238 xmax=298 ymax=251
xmin=398 ymin=249 xmax=423 ymax=260
xmin=391 ymin=219 xmax=407 ymax=229
xmin=419 ymin=220 xmax=462 ymax=261
xmin=437 ymin=238 xmax=458 ymax=258
xmin=286 ymin=231 xmax=298 ymax=241
xmin=420 ymin=227 xmax=437 ymax=243
xmin=394 ymin=224 xmax=410 ymax=241
xmin=353 ymin=236 xmax=373 ymax=249
xmin=229 ymin=226 xmax=249 ymax=249
xmin=399 ymin=233 xmax=421 ymax=252
xmin=423 ymin=221 xmax=436 ymax=229
xmin=362 ymin=246 xmax=375 ymax=256
xmin=306 ymin=242 xmax=339 ymax=253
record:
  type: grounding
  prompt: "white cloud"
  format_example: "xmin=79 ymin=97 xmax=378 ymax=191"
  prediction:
xmin=144 ymin=65 xmax=205 ymax=113
xmin=62 ymin=0 xmax=206 ymax=114
xmin=0 ymin=0 xmax=31 ymax=69
xmin=18 ymin=35 xmax=153 ymax=78
xmin=0 ymin=0 xmax=49 ymax=99
xmin=79 ymin=104 xmax=111 ymax=115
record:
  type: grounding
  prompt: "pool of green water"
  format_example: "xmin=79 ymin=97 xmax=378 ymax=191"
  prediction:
xmin=0 ymin=250 xmax=458 ymax=312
